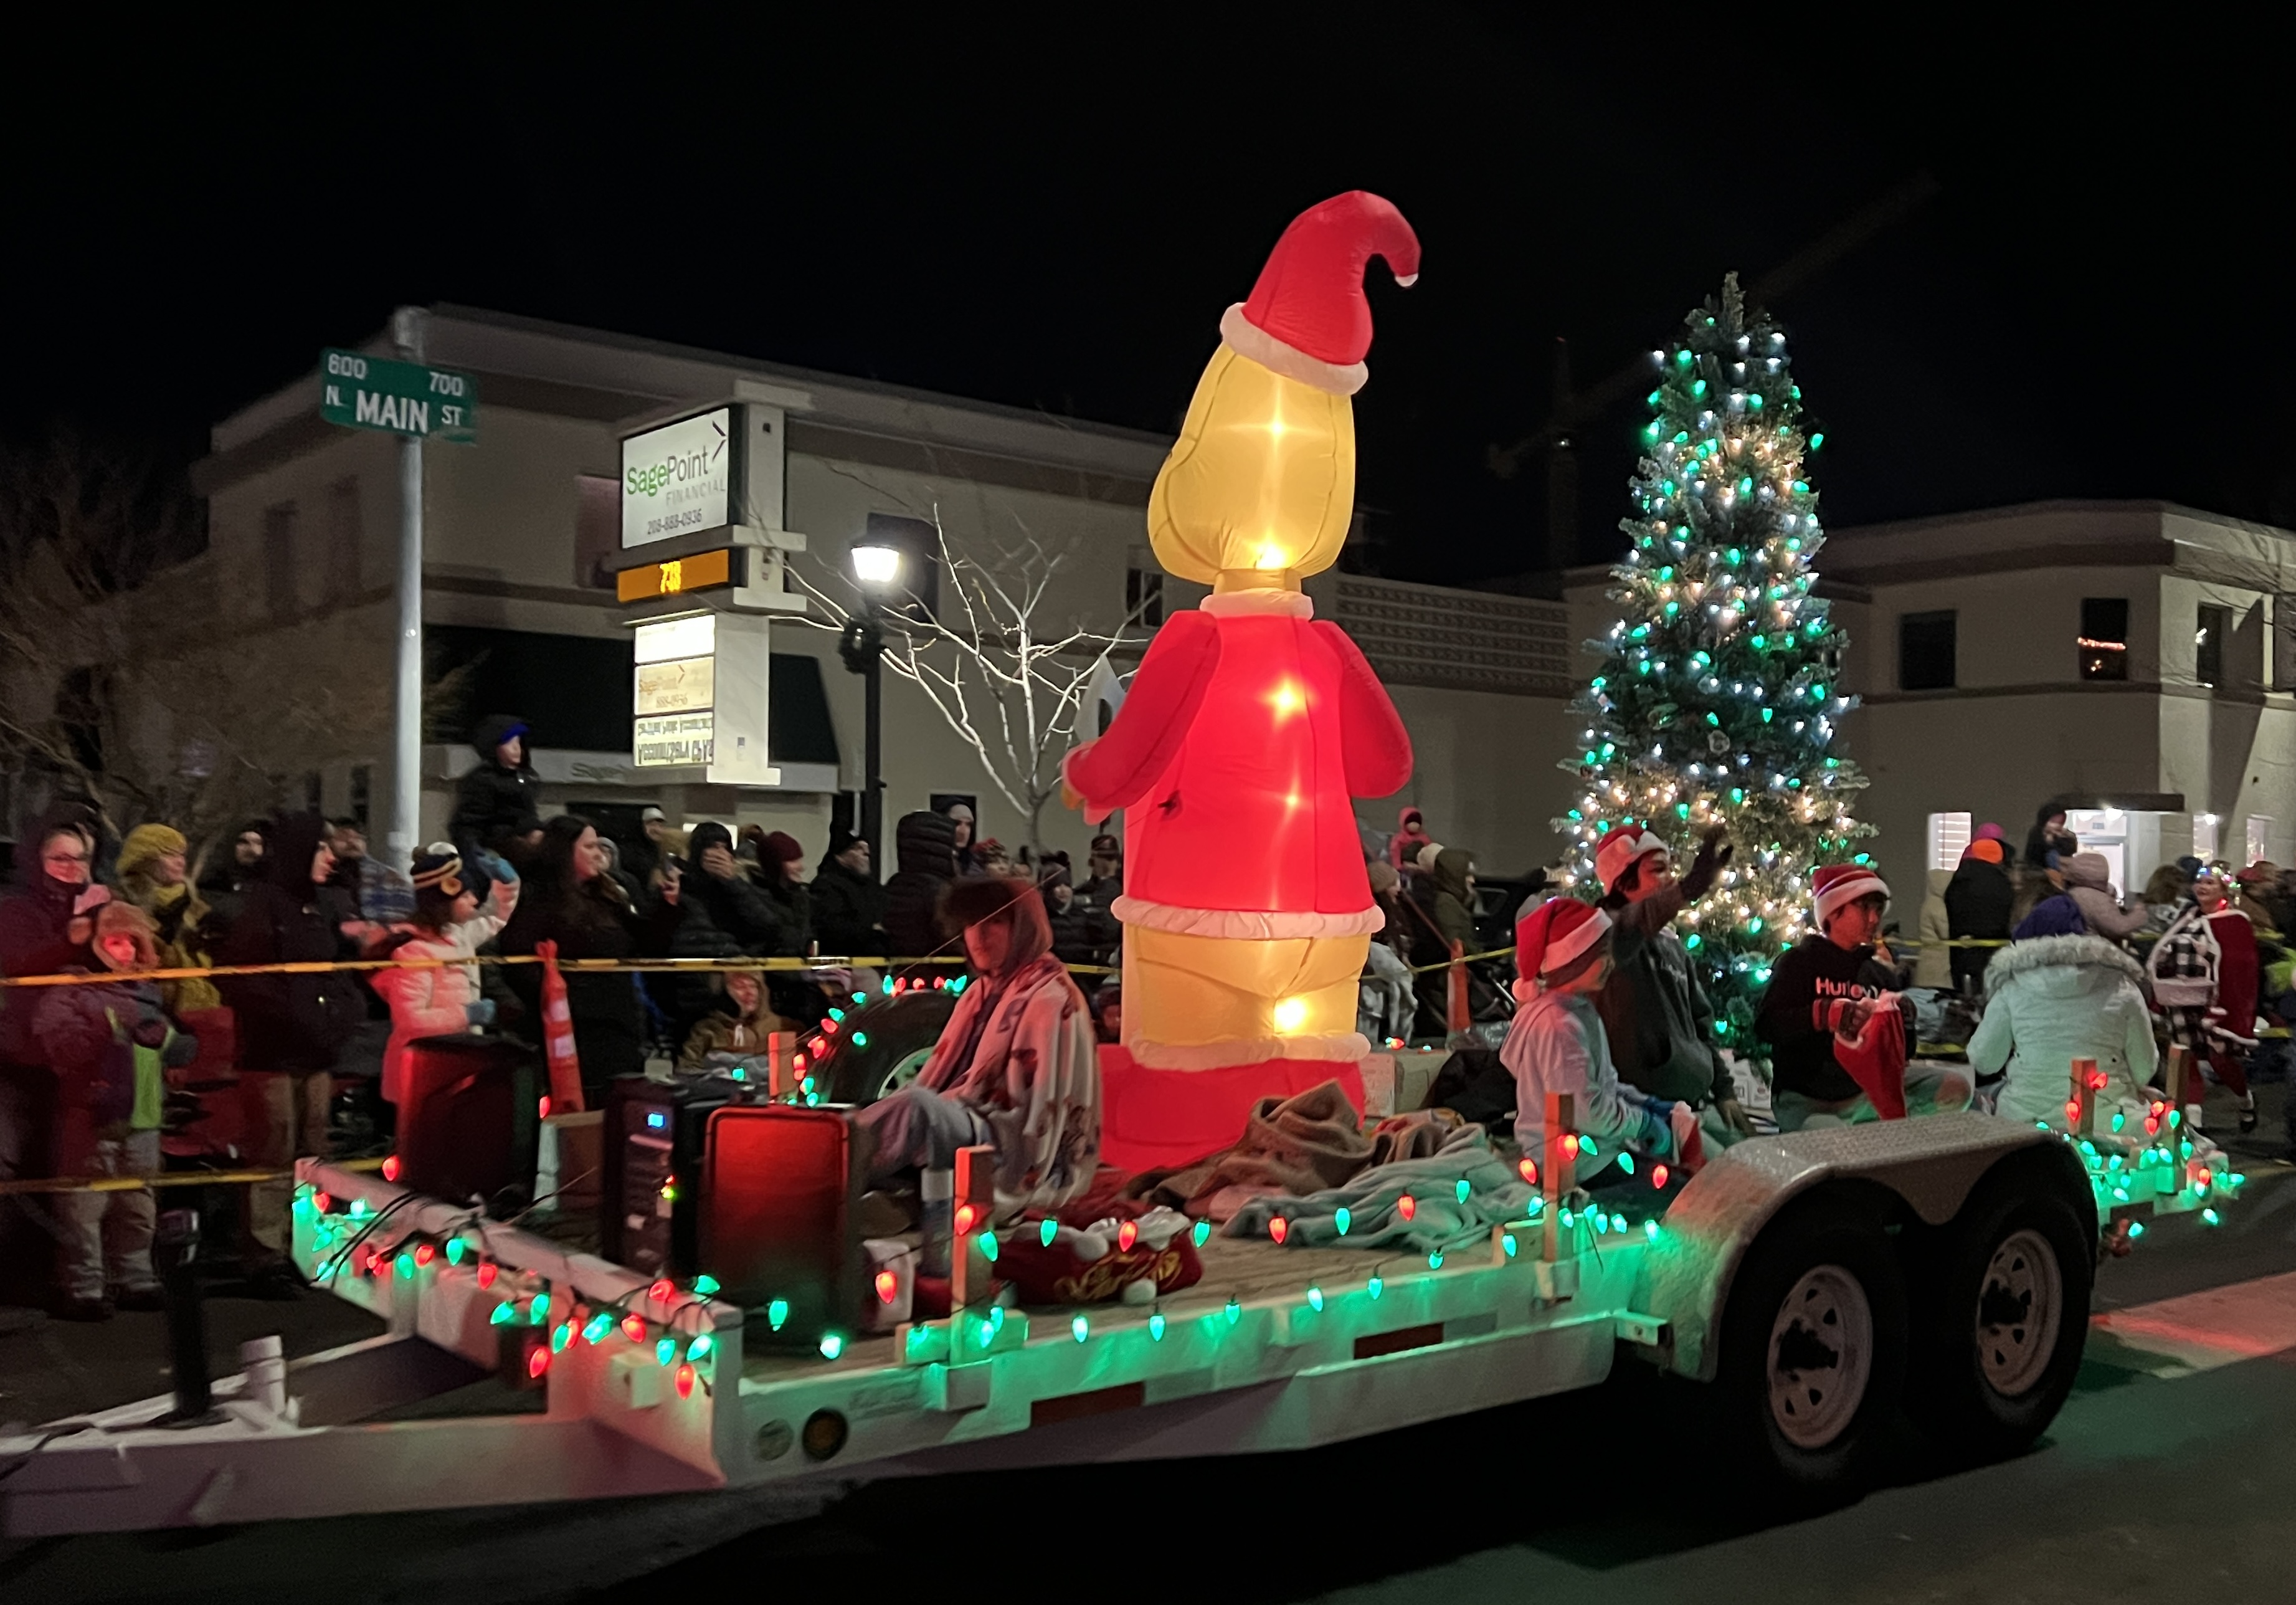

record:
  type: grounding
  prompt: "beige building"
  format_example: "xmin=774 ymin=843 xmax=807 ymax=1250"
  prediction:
xmin=186 ymin=307 xmax=1580 ymax=877
xmin=1800 ymin=500 xmax=2296 ymax=905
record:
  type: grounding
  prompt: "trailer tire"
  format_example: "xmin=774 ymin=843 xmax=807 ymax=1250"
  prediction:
xmin=815 ymin=989 xmax=958 ymax=1106
xmin=1717 ymin=1211 xmax=1906 ymax=1493
xmin=1909 ymin=1178 xmax=2090 ymax=1460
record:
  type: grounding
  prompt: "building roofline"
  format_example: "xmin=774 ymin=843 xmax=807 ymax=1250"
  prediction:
xmin=1827 ymin=497 xmax=2296 ymax=546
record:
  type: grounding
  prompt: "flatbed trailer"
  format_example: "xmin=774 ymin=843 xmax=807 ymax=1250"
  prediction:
xmin=0 ymin=1110 xmax=2236 ymax=1536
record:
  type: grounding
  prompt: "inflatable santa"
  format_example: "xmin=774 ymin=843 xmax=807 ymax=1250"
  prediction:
xmin=1063 ymin=191 xmax=1419 ymax=1164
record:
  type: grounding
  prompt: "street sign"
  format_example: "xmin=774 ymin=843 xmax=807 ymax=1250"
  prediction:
xmin=319 ymin=349 xmax=478 ymax=444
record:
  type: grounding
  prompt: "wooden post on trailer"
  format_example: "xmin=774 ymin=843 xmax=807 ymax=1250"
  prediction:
xmin=1540 ymin=1092 xmax=1577 ymax=1263
xmin=951 ymin=1144 xmax=997 ymax=1313
xmin=767 ymin=1031 xmax=798 ymax=1100
xmin=2164 ymin=1043 xmax=2192 ymax=1124
xmin=2068 ymin=1057 xmax=2099 ymax=1138
xmin=1446 ymin=941 xmax=1470 ymax=1041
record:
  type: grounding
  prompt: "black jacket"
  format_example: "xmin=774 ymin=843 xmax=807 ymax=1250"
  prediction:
xmin=1046 ymin=892 xmax=1117 ymax=969
xmin=883 ymin=811 xmax=957 ymax=959
xmin=498 ymin=871 xmax=683 ymax=1091
xmin=450 ymin=715 xmax=543 ymax=858
xmin=216 ymin=814 xmax=361 ymax=1073
xmin=811 ymin=857 xmax=886 ymax=957
xmin=675 ymin=823 xmax=791 ymax=956
xmin=1943 ymin=858 xmax=2016 ymax=994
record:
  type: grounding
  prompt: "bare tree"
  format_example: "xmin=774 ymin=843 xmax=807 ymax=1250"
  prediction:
xmin=787 ymin=505 xmax=1149 ymax=851
xmin=0 ymin=434 xmax=393 ymax=870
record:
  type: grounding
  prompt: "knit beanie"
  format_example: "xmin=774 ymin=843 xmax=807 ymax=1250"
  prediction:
xmin=116 ymin=824 xmax=186 ymax=880
xmin=1515 ymin=897 xmax=1610 ymax=981
xmin=1963 ymin=839 xmax=2005 ymax=865
xmin=762 ymin=831 xmax=805 ymax=866
xmin=1595 ymin=822 xmax=1668 ymax=895
xmin=1813 ymin=863 xmax=1890 ymax=928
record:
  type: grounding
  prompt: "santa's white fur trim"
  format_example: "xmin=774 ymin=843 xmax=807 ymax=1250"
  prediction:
xmin=1200 ymin=588 xmax=1313 ymax=618
xmin=1127 ymin=1030 xmax=1371 ymax=1070
xmin=1219 ymin=304 xmax=1369 ymax=396
xmin=1111 ymin=895 xmax=1385 ymax=940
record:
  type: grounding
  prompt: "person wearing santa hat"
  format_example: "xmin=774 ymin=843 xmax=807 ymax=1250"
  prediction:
xmin=1591 ymin=821 xmax=1754 ymax=1145
xmin=1757 ymin=864 xmax=1971 ymax=1130
xmin=1503 ymin=895 xmax=1703 ymax=1180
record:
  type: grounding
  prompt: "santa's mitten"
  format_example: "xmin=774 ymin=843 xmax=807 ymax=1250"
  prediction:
xmin=1833 ymin=999 xmax=1909 ymax=1119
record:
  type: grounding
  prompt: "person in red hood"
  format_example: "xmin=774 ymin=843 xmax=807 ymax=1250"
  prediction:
xmin=1388 ymin=807 xmax=1434 ymax=875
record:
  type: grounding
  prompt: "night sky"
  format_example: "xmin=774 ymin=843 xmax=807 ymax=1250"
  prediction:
xmin=8 ymin=18 xmax=2291 ymax=583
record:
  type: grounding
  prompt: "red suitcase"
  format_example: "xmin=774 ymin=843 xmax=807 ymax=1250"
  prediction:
xmin=702 ymin=1105 xmax=871 ymax=1347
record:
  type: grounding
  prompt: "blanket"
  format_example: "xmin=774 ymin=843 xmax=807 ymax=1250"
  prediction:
xmin=1136 ymin=1080 xmax=1457 ymax=1218
xmin=1223 ymin=1121 xmax=1538 ymax=1255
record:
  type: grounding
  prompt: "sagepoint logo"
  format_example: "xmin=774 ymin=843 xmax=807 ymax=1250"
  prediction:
xmin=627 ymin=416 xmax=728 ymax=498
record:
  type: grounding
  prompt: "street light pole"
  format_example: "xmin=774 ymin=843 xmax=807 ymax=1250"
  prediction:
xmin=843 ymin=540 xmax=903 ymax=885
xmin=388 ymin=307 xmax=425 ymax=871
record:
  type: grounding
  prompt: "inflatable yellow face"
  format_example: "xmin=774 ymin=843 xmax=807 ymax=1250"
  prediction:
xmin=1146 ymin=345 xmax=1355 ymax=591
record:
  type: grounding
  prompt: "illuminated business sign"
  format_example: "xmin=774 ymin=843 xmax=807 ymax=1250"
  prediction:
xmin=634 ymin=712 xmax=715 ymax=768
xmin=617 ymin=546 xmax=736 ymax=604
xmin=622 ymin=408 xmax=733 ymax=548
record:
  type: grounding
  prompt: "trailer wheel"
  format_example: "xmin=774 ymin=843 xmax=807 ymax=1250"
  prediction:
xmin=1909 ymin=1180 xmax=2090 ymax=1459
xmin=1719 ymin=1213 xmax=1906 ymax=1491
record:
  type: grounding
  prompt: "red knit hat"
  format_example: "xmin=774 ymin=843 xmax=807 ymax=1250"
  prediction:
xmin=1813 ymin=862 xmax=1890 ymax=928
xmin=1516 ymin=897 xmax=1610 ymax=981
xmin=1595 ymin=821 xmax=1669 ymax=894
xmin=1217 ymin=192 xmax=1421 ymax=398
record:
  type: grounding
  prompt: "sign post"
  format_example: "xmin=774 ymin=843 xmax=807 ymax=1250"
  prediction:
xmin=315 ymin=320 xmax=478 ymax=869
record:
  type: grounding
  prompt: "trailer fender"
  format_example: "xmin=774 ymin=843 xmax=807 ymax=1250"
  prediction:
xmin=1638 ymin=1113 xmax=2067 ymax=1383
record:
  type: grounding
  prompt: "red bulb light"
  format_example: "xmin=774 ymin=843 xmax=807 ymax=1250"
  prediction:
xmin=1517 ymin=1158 xmax=1538 ymax=1186
xmin=415 ymin=1244 xmax=435 ymax=1266
xmin=312 ymin=1192 xmax=331 ymax=1214
xmin=1651 ymin=1163 xmax=1670 ymax=1190
xmin=381 ymin=1155 xmax=401 ymax=1182
xmin=622 ymin=1313 xmax=648 ymax=1343
xmin=1117 ymin=1221 xmax=1138 ymax=1252
xmin=478 ymin=1262 xmax=498 ymax=1289
xmin=1269 ymin=1216 xmax=1289 ymax=1244
xmin=1397 ymin=1194 xmax=1416 ymax=1222
xmin=538 ymin=1094 xmax=553 ymax=1120
xmin=527 ymin=1345 xmax=551 ymax=1379
xmin=650 ymin=1279 xmax=676 ymax=1306
xmin=675 ymin=1362 xmax=695 ymax=1399
xmin=875 ymin=1269 xmax=899 ymax=1304
xmin=1562 ymin=1134 xmax=1582 ymax=1158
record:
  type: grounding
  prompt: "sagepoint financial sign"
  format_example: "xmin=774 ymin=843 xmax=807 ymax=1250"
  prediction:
xmin=622 ymin=408 xmax=733 ymax=548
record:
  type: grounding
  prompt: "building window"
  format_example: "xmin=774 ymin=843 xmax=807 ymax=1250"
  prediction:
xmin=2248 ymin=816 xmax=2273 ymax=867
xmin=1925 ymin=812 xmax=1971 ymax=871
xmin=1126 ymin=553 xmax=1164 ymax=627
xmin=2196 ymin=603 xmax=2231 ymax=688
xmin=326 ymin=479 xmax=362 ymax=603
xmin=575 ymin=475 xmax=619 ymax=589
xmin=2193 ymin=812 xmax=2221 ymax=862
xmin=263 ymin=502 xmax=298 ymax=622
xmin=2079 ymin=597 xmax=2128 ymax=682
xmin=1898 ymin=610 xmax=1956 ymax=691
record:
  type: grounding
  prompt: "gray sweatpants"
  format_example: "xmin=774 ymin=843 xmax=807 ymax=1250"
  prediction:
xmin=856 ymin=1084 xmax=991 ymax=1185
xmin=57 ymin=1129 xmax=161 ymax=1302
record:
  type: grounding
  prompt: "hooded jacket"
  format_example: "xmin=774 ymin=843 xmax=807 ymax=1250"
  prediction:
xmin=811 ymin=849 xmax=888 ymax=958
xmin=2057 ymin=852 xmax=2149 ymax=941
xmin=1966 ymin=933 xmax=2157 ymax=1128
xmin=884 ymin=811 xmax=959 ymax=959
xmin=1593 ymin=866 xmax=1734 ymax=1110
xmin=0 ymin=803 xmax=102 ymax=1064
xmin=449 ymin=715 xmax=543 ymax=858
xmin=678 ymin=974 xmax=789 ymax=1070
xmin=369 ymin=873 xmax=519 ymax=1104
xmin=674 ymin=822 xmax=790 ymax=957
xmin=38 ymin=903 xmax=196 ymax=1135
xmin=1425 ymin=847 xmax=1475 ymax=953
xmin=1943 ymin=853 xmax=2015 ymax=994
xmin=2023 ymin=801 xmax=2077 ymax=872
xmin=216 ymin=813 xmax=361 ymax=1072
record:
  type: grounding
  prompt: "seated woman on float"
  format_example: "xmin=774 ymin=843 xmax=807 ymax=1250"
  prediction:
xmin=855 ymin=876 xmax=1100 ymax=1219
xmin=1504 ymin=897 xmax=1705 ymax=1182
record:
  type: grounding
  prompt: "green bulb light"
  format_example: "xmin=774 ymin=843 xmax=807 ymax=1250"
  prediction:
xmin=489 ymin=1302 xmax=514 ymax=1326
xmin=1618 ymin=1152 xmax=1635 ymax=1176
xmin=445 ymin=1238 xmax=466 ymax=1265
xmin=1368 ymin=1276 xmax=1384 ymax=1300
xmin=820 ymin=1332 xmax=845 ymax=1360
xmin=1224 ymin=1298 xmax=1241 ymax=1326
xmin=1192 ymin=1220 xmax=1212 ymax=1248
xmin=1040 ymin=1219 xmax=1059 ymax=1247
xmin=1149 ymin=1312 xmax=1166 ymax=1341
xmin=1335 ymin=1206 xmax=1352 ymax=1236
xmin=979 ymin=1231 xmax=999 ymax=1263
xmin=551 ymin=1323 xmax=571 ymax=1353
xmin=693 ymin=1274 xmax=720 ymax=1296
xmin=657 ymin=1338 xmax=676 ymax=1366
xmin=1454 ymin=1179 xmax=1471 ymax=1204
xmin=768 ymin=1298 xmax=790 ymax=1331
xmin=1307 ymin=1286 xmax=1324 ymax=1312
xmin=1071 ymin=1314 xmax=1090 ymax=1343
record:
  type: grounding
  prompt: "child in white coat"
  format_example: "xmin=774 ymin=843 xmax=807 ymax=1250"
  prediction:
xmin=371 ymin=848 xmax=519 ymax=1108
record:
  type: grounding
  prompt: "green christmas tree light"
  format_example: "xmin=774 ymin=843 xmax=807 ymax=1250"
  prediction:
xmin=1556 ymin=273 xmax=1871 ymax=1053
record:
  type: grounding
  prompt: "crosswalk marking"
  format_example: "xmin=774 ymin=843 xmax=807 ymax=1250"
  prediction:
xmin=2090 ymin=1269 xmax=2296 ymax=1376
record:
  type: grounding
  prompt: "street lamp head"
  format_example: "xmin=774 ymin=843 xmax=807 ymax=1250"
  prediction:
xmin=851 ymin=541 xmax=903 ymax=590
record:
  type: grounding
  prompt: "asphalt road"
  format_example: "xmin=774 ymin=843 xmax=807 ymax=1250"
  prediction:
xmin=9 ymin=1106 xmax=2296 ymax=1605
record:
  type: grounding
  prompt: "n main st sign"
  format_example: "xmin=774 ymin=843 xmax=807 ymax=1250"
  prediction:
xmin=319 ymin=349 xmax=478 ymax=444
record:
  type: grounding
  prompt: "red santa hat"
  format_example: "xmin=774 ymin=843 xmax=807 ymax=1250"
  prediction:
xmin=1218 ymin=191 xmax=1421 ymax=398
xmin=1516 ymin=896 xmax=1611 ymax=981
xmin=1813 ymin=862 xmax=1890 ymax=928
xmin=1595 ymin=822 xmax=1669 ymax=895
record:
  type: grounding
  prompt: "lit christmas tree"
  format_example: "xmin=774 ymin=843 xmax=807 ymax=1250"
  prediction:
xmin=1555 ymin=272 xmax=1873 ymax=1056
